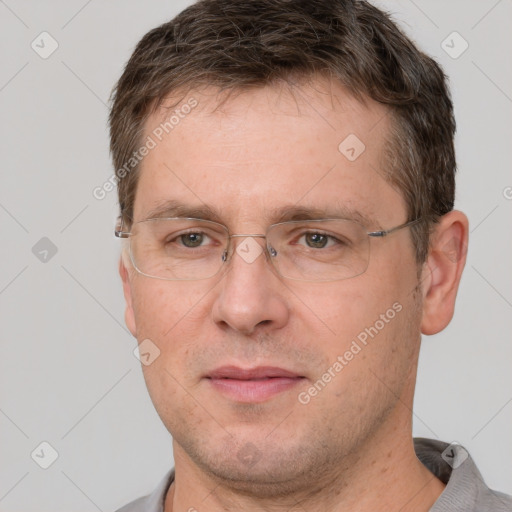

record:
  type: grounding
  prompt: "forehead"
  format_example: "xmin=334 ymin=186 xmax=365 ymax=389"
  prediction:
xmin=135 ymin=77 xmax=405 ymax=228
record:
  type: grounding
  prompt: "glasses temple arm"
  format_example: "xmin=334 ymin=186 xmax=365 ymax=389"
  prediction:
xmin=367 ymin=218 xmax=422 ymax=237
xmin=114 ymin=215 xmax=132 ymax=238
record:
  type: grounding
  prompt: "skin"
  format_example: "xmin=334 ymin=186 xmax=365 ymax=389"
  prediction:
xmin=119 ymin=76 xmax=469 ymax=511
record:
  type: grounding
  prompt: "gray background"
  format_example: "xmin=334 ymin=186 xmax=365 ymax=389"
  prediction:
xmin=0 ymin=1 xmax=511 ymax=510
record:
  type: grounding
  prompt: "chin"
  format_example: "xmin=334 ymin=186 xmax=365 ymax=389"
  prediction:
xmin=177 ymin=429 xmax=341 ymax=499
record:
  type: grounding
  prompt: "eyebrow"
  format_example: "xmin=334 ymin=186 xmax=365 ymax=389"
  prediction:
xmin=143 ymin=200 xmax=222 ymax=223
xmin=273 ymin=204 xmax=376 ymax=227
xmin=141 ymin=199 xmax=377 ymax=228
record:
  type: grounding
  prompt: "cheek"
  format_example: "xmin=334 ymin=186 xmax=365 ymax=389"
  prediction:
xmin=306 ymin=260 xmax=420 ymax=377
xmin=141 ymin=359 xmax=205 ymax=442
xmin=131 ymin=280 xmax=212 ymax=425
xmin=302 ymin=294 xmax=421 ymax=417
xmin=290 ymin=276 xmax=400 ymax=351
xmin=131 ymin=279 xmax=214 ymax=397
xmin=131 ymin=279 xmax=211 ymax=339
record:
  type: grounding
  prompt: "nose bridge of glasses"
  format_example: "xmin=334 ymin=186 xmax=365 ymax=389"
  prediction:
xmin=227 ymin=233 xmax=267 ymax=250
xmin=222 ymin=233 xmax=274 ymax=266
xmin=227 ymin=233 xmax=268 ymax=253
xmin=229 ymin=233 xmax=267 ymax=239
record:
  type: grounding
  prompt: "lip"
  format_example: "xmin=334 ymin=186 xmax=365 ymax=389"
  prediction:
xmin=206 ymin=365 xmax=305 ymax=403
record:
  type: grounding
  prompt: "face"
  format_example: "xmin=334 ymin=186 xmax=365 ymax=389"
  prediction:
xmin=120 ymin=78 xmax=425 ymax=494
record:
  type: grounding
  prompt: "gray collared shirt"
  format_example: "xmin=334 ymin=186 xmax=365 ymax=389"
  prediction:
xmin=116 ymin=438 xmax=512 ymax=511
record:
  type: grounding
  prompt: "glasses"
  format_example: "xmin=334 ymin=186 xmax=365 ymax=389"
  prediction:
xmin=115 ymin=217 xmax=420 ymax=282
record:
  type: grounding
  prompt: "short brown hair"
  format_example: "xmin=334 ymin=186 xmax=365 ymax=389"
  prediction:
xmin=109 ymin=0 xmax=456 ymax=263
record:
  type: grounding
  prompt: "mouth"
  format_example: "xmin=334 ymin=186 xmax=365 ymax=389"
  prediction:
xmin=205 ymin=366 xmax=306 ymax=403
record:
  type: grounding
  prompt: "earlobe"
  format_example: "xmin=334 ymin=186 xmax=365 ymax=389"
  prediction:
xmin=420 ymin=211 xmax=469 ymax=335
xmin=119 ymin=256 xmax=137 ymax=337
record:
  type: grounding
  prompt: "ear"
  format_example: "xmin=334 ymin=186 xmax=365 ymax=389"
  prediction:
xmin=420 ymin=210 xmax=469 ymax=335
xmin=119 ymin=254 xmax=137 ymax=337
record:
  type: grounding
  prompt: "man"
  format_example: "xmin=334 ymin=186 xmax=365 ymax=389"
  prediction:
xmin=110 ymin=0 xmax=512 ymax=510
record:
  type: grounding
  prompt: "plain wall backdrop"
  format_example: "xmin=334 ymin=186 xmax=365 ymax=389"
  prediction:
xmin=1 ymin=1 xmax=511 ymax=510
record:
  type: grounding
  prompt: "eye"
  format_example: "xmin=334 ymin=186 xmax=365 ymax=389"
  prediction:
xmin=179 ymin=232 xmax=206 ymax=248
xmin=179 ymin=232 xmax=209 ymax=248
xmin=304 ymin=233 xmax=328 ymax=248
xmin=165 ymin=230 xmax=214 ymax=249
xmin=298 ymin=232 xmax=339 ymax=249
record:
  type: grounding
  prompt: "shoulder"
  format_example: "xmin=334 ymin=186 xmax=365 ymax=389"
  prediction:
xmin=414 ymin=438 xmax=512 ymax=511
xmin=115 ymin=470 xmax=174 ymax=512
xmin=116 ymin=495 xmax=148 ymax=512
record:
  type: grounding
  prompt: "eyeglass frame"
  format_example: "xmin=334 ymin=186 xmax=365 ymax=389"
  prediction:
xmin=114 ymin=215 xmax=422 ymax=282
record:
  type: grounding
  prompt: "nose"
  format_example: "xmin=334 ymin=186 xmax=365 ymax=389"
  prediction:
xmin=211 ymin=236 xmax=290 ymax=336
